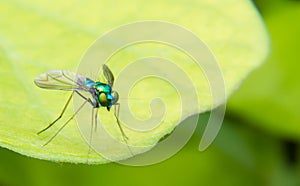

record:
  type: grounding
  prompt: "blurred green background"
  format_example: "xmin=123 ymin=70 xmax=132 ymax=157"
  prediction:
xmin=1 ymin=0 xmax=300 ymax=186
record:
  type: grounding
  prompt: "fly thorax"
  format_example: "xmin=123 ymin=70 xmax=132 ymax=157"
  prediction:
xmin=94 ymin=82 xmax=113 ymax=107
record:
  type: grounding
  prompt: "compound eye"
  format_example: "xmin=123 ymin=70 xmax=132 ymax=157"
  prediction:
xmin=99 ymin=92 xmax=108 ymax=106
xmin=112 ymin=91 xmax=119 ymax=104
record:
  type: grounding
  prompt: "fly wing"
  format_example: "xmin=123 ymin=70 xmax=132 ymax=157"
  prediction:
xmin=34 ymin=70 xmax=92 ymax=91
xmin=103 ymin=64 xmax=115 ymax=87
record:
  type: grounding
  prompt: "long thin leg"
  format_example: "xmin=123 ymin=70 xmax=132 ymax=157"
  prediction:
xmin=74 ymin=90 xmax=94 ymax=107
xmin=87 ymin=107 xmax=95 ymax=164
xmin=42 ymin=100 xmax=88 ymax=146
xmin=94 ymin=108 xmax=98 ymax=132
xmin=37 ymin=92 xmax=74 ymax=135
xmin=114 ymin=103 xmax=128 ymax=140
xmin=114 ymin=103 xmax=134 ymax=156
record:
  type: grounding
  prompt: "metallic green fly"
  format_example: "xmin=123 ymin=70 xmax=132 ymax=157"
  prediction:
xmin=34 ymin=64 xmax=129 ymax=148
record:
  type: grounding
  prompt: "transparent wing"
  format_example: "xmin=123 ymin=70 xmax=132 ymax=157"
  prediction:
xmin=34 ymin=70 xmax=92 ymax=91
xmin=103 ymin=64 xmax=115 ymax=87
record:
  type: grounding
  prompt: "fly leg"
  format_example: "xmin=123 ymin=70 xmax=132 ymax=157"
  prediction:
xmin=114 ymin=103 xmax=134 ymax=156
xmin=114 ymin=103 xmax=129 ymax=140
xmin=42 ymin=100 xmax=88 ymax=146
xmin=37 ymin=92 xmax=74 ymax=135
xmin=87 ymin=107 xmax=97 ymax=164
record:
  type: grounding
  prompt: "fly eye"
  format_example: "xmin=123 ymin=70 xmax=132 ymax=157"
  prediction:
xmin=112 ymin=91 xmax=119 ymax=104
xmin=99 ymin=93 xmax=108 ymax=106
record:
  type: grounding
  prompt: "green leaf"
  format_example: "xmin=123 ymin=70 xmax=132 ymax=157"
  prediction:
xmin=0 ymin=0 xmax=269 ymax=164
xmin=0 ymin=116 xmax=287 ymax=186
xmin=227 ymin=1 xmax=300 ymax=139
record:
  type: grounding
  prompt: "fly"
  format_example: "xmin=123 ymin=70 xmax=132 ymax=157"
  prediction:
xmin=34 ymin=65 xmax=130 ymax=153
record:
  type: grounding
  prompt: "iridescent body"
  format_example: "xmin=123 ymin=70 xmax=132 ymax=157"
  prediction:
xmin=85 ymin=78 xmax=118 ymax=110
xmin=34 ymin=65 xmax=127 ymax=147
